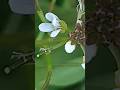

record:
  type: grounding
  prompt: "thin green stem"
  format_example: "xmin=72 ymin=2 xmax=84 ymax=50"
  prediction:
xmin=80 ymin=44 xmax=85 ymax=55
xmin=35 ymin=0 xmax=46 ymax=22
xmin=35 ymin=1 xmax=52 ymax=89
xmin=35 ymin=0 xmax=45 ymax=40
xmin=49 ymin=0 xmax=56 ymax=11
xmin=40 ymin=54 xmax=53 ymax=90
xmin=41 ymin=70 xmax=52 ymax=90
xmin=46 ymin=55 xmax=52 ymax=70
xmin=77 ymin=0 xmax=85 ymax=55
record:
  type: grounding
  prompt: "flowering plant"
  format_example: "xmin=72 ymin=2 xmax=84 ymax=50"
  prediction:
xmin=35 ymin=0 xmax=85 ymax=90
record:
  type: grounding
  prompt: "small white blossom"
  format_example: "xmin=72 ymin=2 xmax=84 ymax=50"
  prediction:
xmin=39 ymin=12 xmax=61 ymax=37
xmin=65 ymin=40 xmax=76 ymax=53
xmin=9 ymin=0 xmax=34 ymax=14
xmin=65 ymin=41 xmax=97 ymax=64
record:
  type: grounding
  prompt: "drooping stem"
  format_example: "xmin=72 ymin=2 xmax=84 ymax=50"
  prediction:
xmin=77 ymin=0 xmax=85 ymax=20
xmin=35 ymin=1 xmax=53 ymax=89
xmin=35 ymin=0 xmax=46 ymax=22
xmin=41 ymin=55 xmax=53 ymax=90
xmin=77 ymin=0 xmax=85 ymax=56
xmin=35 ymin=0 xmax=45 ymax=43
xmin=49 ymin=0 xmax=56 ymax=11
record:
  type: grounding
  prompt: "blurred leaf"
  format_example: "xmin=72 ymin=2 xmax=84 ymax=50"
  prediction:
xmin=35 ymin=46 xmax=84 ymax=89
xmin=50 ymin=62 xmax=85 ymax=86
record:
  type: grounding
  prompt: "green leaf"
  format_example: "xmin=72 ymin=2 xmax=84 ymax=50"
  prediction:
xmin=35 ymin=46 xmax=84 ymax=89
xmin=50 ymin=62 xmax=85 ymax=86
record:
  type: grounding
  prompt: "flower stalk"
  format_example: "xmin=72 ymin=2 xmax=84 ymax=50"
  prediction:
xmin=49 ymin=0 xmax=56 ymax=11
xmin=77 ymin=0 xmax=85 ymax=60
xmin=35 ymin=1 xmax=53 ymax=90
xmin=35 ymin=0 xmax=46 ymax=22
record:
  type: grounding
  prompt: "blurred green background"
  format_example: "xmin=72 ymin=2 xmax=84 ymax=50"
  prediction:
xmin=35 ymin=0 xmax=85 ymax=90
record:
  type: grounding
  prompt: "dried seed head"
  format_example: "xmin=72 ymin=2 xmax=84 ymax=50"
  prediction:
xmin=69 ymin=20 xmax=85 ymax=45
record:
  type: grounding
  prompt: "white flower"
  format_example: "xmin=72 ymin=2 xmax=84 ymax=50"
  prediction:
xmin=65 ymin=41 xmax=97 ymax=64
xmin=65 ymin=40 xmax=76 ymax=53
xmin=39 ymin=12 xmax=61 ymax=37
xmin=9 ymin=0 xmax=34 ymax=14
xmin=65 ymin=41 xmax=86 ymax=69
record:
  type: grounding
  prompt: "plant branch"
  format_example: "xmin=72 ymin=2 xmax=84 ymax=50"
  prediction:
xmin=77 ymin=0 xmax=85 ymax=55
xmin=35 ymin=0 xmax=46 ymax=22
xmin=49 ymin=0 xmax=56 ymax=11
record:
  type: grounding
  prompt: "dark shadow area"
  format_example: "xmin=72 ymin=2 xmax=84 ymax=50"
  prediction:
xmin=85 ymin=0 xmax=120 ymax=89
xmin=0 ymin=0 xmax=34 ymax=90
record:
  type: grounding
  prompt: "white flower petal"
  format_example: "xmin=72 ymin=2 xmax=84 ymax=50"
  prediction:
xmin=85 ymin=44 xmax=97 ymax=63
xmin=39 ymin=23 xmax=54 ymax=32
xmin=9 ymin=0 xmax=34 ymax=14
xmin=50 ymin=29 xmax=61 ymax=37
xmin=52 ymin=18 xmax=60 ymax=28
xmin=45 ymin=12 xmax=59 ymax=22
xmin=81 ymin=63 xmax=85 ymax=69
xmin=65 ymin=41 xmax=76 ymax=53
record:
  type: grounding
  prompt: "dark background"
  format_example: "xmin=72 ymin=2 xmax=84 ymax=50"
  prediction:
xmin=0 ymin=0 xmax=34 ymax=90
